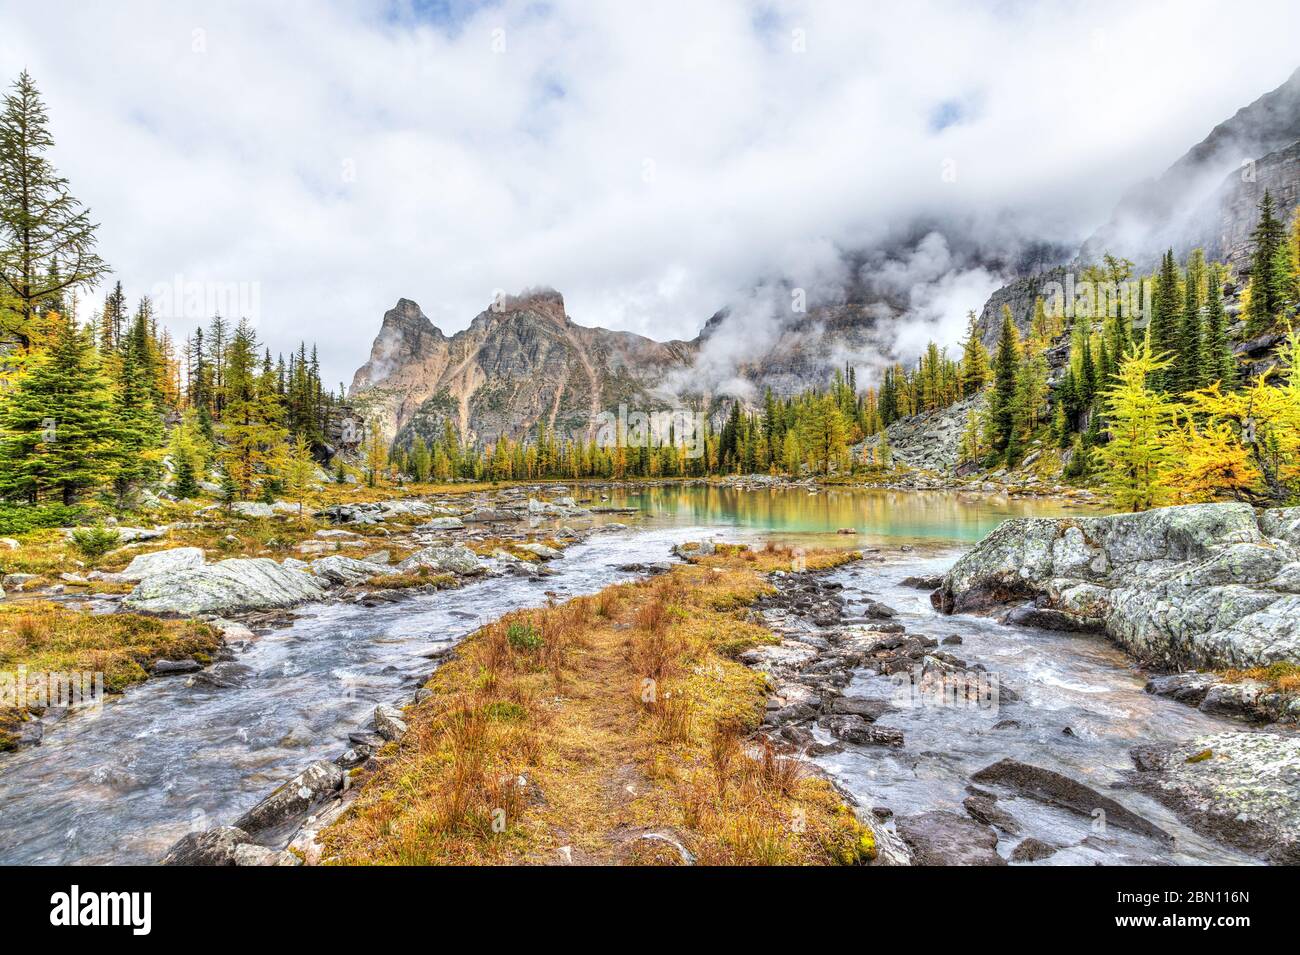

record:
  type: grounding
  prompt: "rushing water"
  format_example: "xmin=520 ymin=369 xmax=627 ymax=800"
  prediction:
xmin=0 ymin=525 xmax=700 ymax=865
xmin=0 ymin=486 xmax=1255 ymax=865
xmin=816 ymin=556 xmax=1261 ymax=865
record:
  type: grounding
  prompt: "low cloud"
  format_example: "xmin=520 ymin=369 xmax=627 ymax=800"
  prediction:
xmin=3 ymin=1 xmax=1298 ymax=387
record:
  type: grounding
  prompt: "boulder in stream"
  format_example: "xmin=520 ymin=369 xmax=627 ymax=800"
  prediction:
xmin=124 ymin=557 xmax=327 ymax=615
xmin=935 ymin=503 xmax=1300 ymax=671
xmin=899 ymin=574 xmax=944 ymax=591
xmin=232 ymin=759 xmax=344 ymax=837
xmin=1009 ymin=837 xmax=1060 ymax=862
xmin=1130 ymin=731 xmax=1300 ymax=864
xmin=152 ymin=658 xmax=203 ymax=676
xmin=821 ymin=714 xmax=904 ymax=748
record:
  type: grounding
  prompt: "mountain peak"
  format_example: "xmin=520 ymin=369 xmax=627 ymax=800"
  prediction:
xmin=349 ymin=298 xmax=444 ymax=392
xmin=483 ymin=287 xmax=567 ymax=323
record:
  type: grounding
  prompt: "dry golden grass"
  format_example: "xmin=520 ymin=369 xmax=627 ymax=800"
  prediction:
xmin=320 ymin=547 xmax=876 ymax=866
xmin=1219 ymin=661 xmax=1300 ymax=695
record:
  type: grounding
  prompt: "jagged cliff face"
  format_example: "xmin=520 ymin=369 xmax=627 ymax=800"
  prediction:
xmin=349 ymin=290 xmax=692 ymax=446
xmin=1082 ymin=66 xmax=1300 ymax=270
xmin=977 ymin=67 xmax=1300 ymax=349
xmin=1210 ymin=139 xmax=1300 ymax=270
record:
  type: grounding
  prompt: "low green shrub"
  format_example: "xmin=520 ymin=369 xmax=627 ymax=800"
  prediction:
xmin=70 ymin=525 xmax=121 ymax=558
xmin=0 ymin=503 xmax=85 ymax=535
xmin=506 ymin=622 xmax=543 ymax=651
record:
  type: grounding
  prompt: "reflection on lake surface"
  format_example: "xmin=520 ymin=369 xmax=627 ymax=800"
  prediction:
xmin=608 ymin=484 xmax=1107 ymax=548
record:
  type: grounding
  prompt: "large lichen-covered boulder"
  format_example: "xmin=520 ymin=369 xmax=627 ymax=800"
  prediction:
xmin=397 ymin=543 xmax=483 ymax=576
xmin=936 ymin=503 xmax=1300 ymax=669
xmin=308 ymin=555 xmax=397 ymax=586
xmin=124 ymin=557 xmax=327 ymax=615
xmin=118 ymin=546 xmax=207 ymax=581
xmin=1131 ymin=732 xmax=1300 ymax=864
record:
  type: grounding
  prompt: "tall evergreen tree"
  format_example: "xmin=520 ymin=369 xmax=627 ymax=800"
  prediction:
xmin=1148 ymin=250 xmax=1181 ymax=390
xmin=0 ymin=71 xmax=108 ymax=346
xmin=219 ymin=319 xmax=286 ymax=497
xmin=111 ymin=309 xmax=164 ymax=502
xmin=985 ymin=305 xmax=1021 ymax=460
xmin=98 ymin=280 xmax=127 ymax=353
xmin=959 ymin=310 xmax=991 ymax=397
xmin=1246 ymin=191 xmax=1289 ymax=334
xmin=1175 ymin=251 xmax=1204 ymax=393
xmin=1203 ymin=263 xmax=1234 ymax=389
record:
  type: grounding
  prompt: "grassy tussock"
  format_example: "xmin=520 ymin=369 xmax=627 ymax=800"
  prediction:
xmin=368 ymin=569 xmax=458 ymax=591
xmin=1219 ymin=661 xmax=1300 ymax=695
xmin=321 ymin=546 xmax=875 ymax=866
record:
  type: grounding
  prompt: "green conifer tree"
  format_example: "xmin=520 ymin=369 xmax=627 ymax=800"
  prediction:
xmin=0 ymin=71 xmax=109 ymax=346
xmin=1203 ymin=263 xmax=1234 ymax=389
xmin=1246 ymin=191 xmax=1288 ymax=333
xmin=0 ymin=313 xmax=119 ymax=503
xmin=985 ymin=305 xmax=1021 ymax=460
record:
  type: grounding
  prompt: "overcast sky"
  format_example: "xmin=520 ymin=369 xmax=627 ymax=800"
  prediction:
xmin=3 ymin=0 xmax=1299 ymax=387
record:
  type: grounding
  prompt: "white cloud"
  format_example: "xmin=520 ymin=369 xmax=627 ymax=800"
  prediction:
xmin=2 ymin=0 xmax=1298 ymax=386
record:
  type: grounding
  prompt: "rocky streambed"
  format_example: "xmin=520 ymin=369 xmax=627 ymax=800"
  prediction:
xmin=5 ymin=493 xmax=1296 ymax=866
xmin=935 ymin=502 xmax=1300 ymax=718
xmin=741 ymin=507 xmax=1300 ymax=865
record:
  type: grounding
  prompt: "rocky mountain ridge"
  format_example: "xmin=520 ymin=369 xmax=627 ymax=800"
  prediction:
xmin=351 ymin=68 xmax=1300 ymax=449
xmin=350 ymin=290 xmax=693 ymax=447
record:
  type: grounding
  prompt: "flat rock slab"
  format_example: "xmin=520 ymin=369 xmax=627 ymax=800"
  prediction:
xmin=971 ymin=758 xmax=1170 ymax=843
xmin=119 ymin=546 xmax=206 ymax=581
xmin=896 ymin=810 xmax=1006 ymax=866
xmin=1130 ymin=731 xmax=1300 ymax=864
